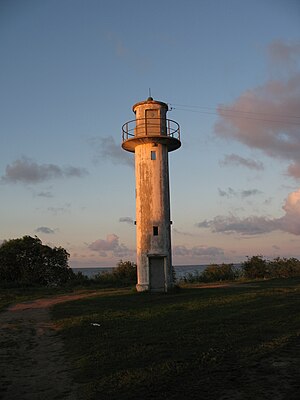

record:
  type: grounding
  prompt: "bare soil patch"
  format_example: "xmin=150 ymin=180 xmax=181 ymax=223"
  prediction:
xmin=0 ymin=291 xmax=100 ymax=400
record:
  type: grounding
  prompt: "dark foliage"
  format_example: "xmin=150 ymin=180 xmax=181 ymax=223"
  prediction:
xmin=0 ymin=236 xmax=74 ymax=287
xmin=182 ymin=263 xmax=240 ymax=283
xmin=242 ymin=255 xmax=300 ymax=279
xmin=182 ymin=256 xmax=300 ymax=284
xmin=200 ymin=263 xmax=238 ymax=282
xmin=93 ymin=260 xmax=137 ymax=287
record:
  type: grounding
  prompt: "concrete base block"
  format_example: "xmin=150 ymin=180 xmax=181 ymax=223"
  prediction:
xmin=136 ymin=283 xmax=150 ymax=292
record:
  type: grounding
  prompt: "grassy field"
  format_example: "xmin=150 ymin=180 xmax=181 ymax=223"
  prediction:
xmin=51 ymin=279 xmax=300 ymax=400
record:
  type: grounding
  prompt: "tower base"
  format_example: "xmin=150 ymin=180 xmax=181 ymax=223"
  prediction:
xmin=136 ymin=283 xmax=150 ymax=292
xmin=136 ymin=282 xmax=174 ymax=293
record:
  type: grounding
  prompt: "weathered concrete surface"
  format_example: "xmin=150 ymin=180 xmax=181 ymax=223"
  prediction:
xmin=122 ymin=98 xmax=181 ymax=292
xmin=135 ymin=142 xmax=172 ymax=291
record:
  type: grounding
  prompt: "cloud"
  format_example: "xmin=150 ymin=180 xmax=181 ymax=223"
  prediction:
xmin=197 ymin=215 xmax=278 ymax=236
xmin=218 ymin=187 xmax=237 ymax=198
xmin=89 ymin=136 xmax=134 ymax=167
xmin=173 ymin=245 xmax=224 ymax=258
xmin=89 ymin=234 xmax=133 ymax=257
xmin=172 ymin=228 xmax=199 ymax=237
xmin=268 ymin=40 xmax=300 ymax=71
xmin=1 ymin=157 xmax=88 ymax=184
xmin=106 ymin=31 xmax=150 ymax=73
xmin=218 ymin=187 xmax=262 ymax=198
xmin=119 ymin=217 xmax=134 ymax=224
xmin=214 ymin=41 xmax=300 ymax=179
xmin=197 ymin=188 xmax=300 ymax=236
xmin=241 ymin=189 xmax=262 ymax=198
xmin=35 ymin=226 xmax=55 ymax=234
xmin=89 ymin=234 xmax=119 ymax=251
xmin=277 ymin=188 xmax=300 ymax=235
xmin=220 ymin=154 xmax=264 ymax=171
xmin=47 ymin=203 xmax=71 ymax=215
xmin=287 ymin=162 xmax=300 ymax=179
xmin=36 ymin=191 xmax=54 ymax=198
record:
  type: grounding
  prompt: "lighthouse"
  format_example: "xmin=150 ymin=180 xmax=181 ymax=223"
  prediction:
xmin=122 ymin=97 xmax=181 ymax=292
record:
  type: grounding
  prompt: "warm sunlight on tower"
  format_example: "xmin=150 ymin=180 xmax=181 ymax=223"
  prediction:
xmin=122 ymin=97 xmax=181 ymax=292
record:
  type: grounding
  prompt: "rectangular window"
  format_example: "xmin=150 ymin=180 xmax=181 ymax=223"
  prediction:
xmin=151 ymin=151 xmax=156 ymax=160
xmin=153 ymin=226 xmax=159 ymax=236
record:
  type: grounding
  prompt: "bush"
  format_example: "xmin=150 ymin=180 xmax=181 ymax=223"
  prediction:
xmin=242 ymin=255 xmax=268 ymax=279
xmin=201 ymin=263 xmax=238 ymax=282
xmin=94 ymin=260 xmax=137 ymax=287
xmin=182 ymin=263 xmax=239 ymax=284
xmin=180 ymin=256 xmax=300 ymax=284
xmin=241 ymin=256 xmax=300 ymax=280
xmin=0 ymin=236 xmax=74 ymax=287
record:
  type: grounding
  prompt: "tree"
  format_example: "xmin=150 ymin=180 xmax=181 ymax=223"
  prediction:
xmin=0 ymin=236 xmax=74 ymax=286
xmin=94 ymin=260 xmax=137 ymax=287
xmin=242 ymin=255 xmax=269 ymax=279
xmin=200 ymin=263 xmax=238 ymax=282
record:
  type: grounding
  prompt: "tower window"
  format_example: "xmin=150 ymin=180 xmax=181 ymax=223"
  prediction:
xmin=151 ymin=151 xmax=156 ymax=160
xmin=153 ymin=226 xmax=159 ymax=236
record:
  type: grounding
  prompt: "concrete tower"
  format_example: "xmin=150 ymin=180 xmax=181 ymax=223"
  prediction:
xmin=122 ymin=97 xmax=181 ymax=292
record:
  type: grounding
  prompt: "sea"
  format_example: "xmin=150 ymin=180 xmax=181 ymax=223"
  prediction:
xmin=72 ymin=265 xmax=209 ymax=281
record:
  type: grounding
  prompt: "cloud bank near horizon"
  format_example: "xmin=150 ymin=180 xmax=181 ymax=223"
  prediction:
xmin=173 ymin=245 xmax=224 ymax=258
xmin=197 ymin=188 xmax=300 ymax=236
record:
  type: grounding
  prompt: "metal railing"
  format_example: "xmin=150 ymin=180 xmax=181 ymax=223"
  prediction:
xmin=122 ymin=118 xmax=180 ymax=142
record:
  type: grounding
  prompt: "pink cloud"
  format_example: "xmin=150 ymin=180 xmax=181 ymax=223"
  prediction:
xmin=214 ymin=41 xmax=300 ymax=179
xmin=89 ymin=234 xmax=119 ymax=252
xmin=287 ymin=162 xmax=300 ymax=179
xmin=278 ymin=188 xmax=300 ymax=235
xmin=220 ymin=154 xmax=264 ymax=171
xmin=268 ymin=40 xmax=300 ymax=70
xmin=88 ymin=234 xmax=134 ymax=257
xmin=197 ymin=188 xmax=300 ymax=236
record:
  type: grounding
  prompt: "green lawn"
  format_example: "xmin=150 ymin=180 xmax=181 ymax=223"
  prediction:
xmin=51 ymin=279 xmax=300 ymax=400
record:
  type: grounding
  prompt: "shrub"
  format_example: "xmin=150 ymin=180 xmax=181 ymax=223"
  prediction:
xmin=241 ymin=256 xmax=300 ymax=280
xmin=94 ymin=260 xmax=137 ymax=287
xmin=242 ymin=255 xmax=268 ymax=279
xmin=201 ymin=263 xmax=238 ymax=282
xmin=263 ymin=257 xmax=300 ymax=279
xmin=181 ymin=263 xmax=239 ymax=283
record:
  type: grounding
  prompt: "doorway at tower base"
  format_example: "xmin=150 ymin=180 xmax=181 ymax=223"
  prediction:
xmin=136 ymin=255 xmax=174 ymax=293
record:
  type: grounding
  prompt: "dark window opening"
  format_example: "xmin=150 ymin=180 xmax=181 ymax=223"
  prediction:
xmin=153 ymin=226 xmax=159 ymax=236
xmin=151 ymin=151 xmax=156 ymax=160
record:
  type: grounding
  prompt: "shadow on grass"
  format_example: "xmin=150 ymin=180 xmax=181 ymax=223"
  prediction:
xmin=51 ymin=278 xmax=300 ymax=400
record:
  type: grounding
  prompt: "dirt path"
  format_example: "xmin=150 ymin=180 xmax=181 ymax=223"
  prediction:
xmin=0 ymin=292 xmax=99 ymax=400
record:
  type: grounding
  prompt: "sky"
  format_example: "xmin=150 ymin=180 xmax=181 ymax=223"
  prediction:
xmin=0 ymin=0 xmax=300 ymax=268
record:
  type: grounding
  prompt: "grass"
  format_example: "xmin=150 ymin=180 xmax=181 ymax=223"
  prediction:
xmin=51 ymin=278 xmax=300 ymax=400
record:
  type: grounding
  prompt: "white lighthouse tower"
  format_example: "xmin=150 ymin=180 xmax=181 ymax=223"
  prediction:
xmin=122 ymin=97 xmax=181 ymax=292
